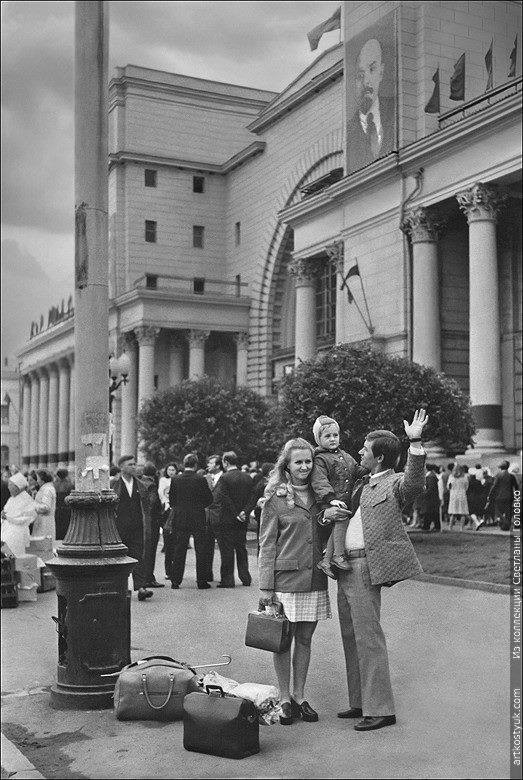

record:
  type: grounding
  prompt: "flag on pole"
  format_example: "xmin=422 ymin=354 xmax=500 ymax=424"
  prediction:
xmin=424 ymin=67 xmax=440 ymax=113
xmin=307 ymin=7 xmax=341 ymax=52
xmin=485 ymin=39 xmax=493 ymax=91
xmin=340 ymin=263 xmax=360 ymax=303
xmin=509 ymin=35 xmax=518 ymax=77
xmin=450 ymin=53 xmax=466 ymax=100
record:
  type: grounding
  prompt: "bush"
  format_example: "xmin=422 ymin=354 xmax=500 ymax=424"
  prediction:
xmin=277 ymin=344 xmax=475 ymax=458
xmin=137 ymin=377 xmax=280 ymax=466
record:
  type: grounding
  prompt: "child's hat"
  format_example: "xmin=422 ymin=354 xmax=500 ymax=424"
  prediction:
xmin=312 ymin=415 xmax=339 ymax=445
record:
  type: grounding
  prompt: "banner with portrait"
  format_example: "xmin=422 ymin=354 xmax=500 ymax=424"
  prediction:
xmin=345 ymin=10 xmax=398 ymax=175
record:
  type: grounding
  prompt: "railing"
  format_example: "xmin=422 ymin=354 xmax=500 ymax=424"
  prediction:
xmin=132 ymin=272 xmax=248 ymax=298
xmin=439 ymin=76 xmax=522 ymax=129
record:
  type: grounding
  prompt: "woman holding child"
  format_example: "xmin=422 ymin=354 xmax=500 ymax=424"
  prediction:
xmin=258 ymin=437 xmax=331 ymax=726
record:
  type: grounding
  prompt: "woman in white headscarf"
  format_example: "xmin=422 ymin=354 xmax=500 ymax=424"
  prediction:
xmin=0 ymin=472 xmax=37 ymax=557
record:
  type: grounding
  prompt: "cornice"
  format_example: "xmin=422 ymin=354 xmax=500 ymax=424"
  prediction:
xmin=18 ymin=317 xmax=75 ymax=358
xmin=247 ymin=59 xmax=343 ymax=134
xmin=109 ymin=73 xmax=275 ymax=114
xmin=108 ymin=141 xmax=266 ymax=175
xmin=114 ymin=288 xmax=251 ymax=309
xmin=279 ymin=154 xmax=399 ymax=224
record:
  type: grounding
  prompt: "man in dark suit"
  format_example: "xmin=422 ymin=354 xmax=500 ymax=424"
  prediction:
xmin=346 ymin=37 xmax=395 ymax=173
xmin=210 ymin=450 xmax=255 ymax=588
xmin=168 ymin=453 xmax=213 ymax=589
xmin=203 ymin=454 xmax=223 ymax=582
xmin=323 ymin=410 xmax=427 ymax=732
xmin=486 ymin=460 xmax=519 ymax=531
xmin=417 ymin=464 xmax=441 ymax=532
xmin=112 ymin=454 xmax=153 ymax=602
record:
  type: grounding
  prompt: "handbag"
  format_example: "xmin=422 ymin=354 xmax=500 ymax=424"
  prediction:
xmin=244 ymin=604 xmax=292 ymax=653
xmin=113 ymin=655 xmax=200 ymax=721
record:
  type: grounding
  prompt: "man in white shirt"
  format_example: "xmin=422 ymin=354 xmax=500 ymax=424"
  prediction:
xmin=323 ymin=409 xmax=427 ymax=732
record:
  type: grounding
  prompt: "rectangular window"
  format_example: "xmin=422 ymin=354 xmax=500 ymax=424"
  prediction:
xmin=316 ymin=261 xmax=337 ymax=344
xmin=0 ymin=405 xmax=9 ymax=425
xmin=193 ymin=176 xmax=205 ymax=193
xmin=145 ymin=220 xmax=157 ymax=243
xmin=235 ymin=221 xmax=241 ymax=246
xmin=144 ymin=169 xmax=157 ymax=187
xmin=193 ymin=225 xmax=205 ymax=248
xmin=145 ymin=274 xmax=158 ymax=289
xmin=193 ymin=277 xmax=205 ymax=294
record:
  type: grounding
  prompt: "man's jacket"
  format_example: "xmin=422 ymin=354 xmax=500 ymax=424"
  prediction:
xmin=168 ymin=470 xmax=213 ymax=527
xmin=209 ymin=468 xmax=254 ymax=531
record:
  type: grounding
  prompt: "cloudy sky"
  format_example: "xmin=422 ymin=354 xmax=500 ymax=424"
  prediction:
xmin=1 ymin=0 xmax=340 ymax=364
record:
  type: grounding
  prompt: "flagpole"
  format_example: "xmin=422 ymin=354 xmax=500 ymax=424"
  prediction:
xmin=357 ymin=276 xmax=375 ymax=335
xmin=347 ymin=289 xmax=372 ymax=335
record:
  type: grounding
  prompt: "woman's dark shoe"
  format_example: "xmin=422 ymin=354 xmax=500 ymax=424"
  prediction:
xmin=291 ymin=698 xmax=318 ymax=722
xmin=279 ymin=701 xmax=293 ymax=725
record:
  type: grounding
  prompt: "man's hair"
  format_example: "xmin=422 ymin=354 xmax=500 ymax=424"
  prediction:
xmin=118 ymin=454 xmax=135 ymax=467
xmin=56 ymin=469 xmax=69 ymax=480
xmin=366 ymin=430 xmax=400 ymax=470
xmin=447 ymin=462 xmax=455 ymax=471
xmin=183 ymin=453 xmax=198 ymax=469
xmin=37 ymin=469 xmax=54 ymax=484
xmin=142 ymin=461 xmax=157 ymax=477
xmin=222 ymin=451 xmax=238 ymax=466
xmin=208 ymin=455 xmax=222 ymax=470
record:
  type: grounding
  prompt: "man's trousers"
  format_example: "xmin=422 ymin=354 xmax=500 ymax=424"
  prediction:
xmin=170 ymin=522 xmax=213 ymax=586
xmin=214 ymin=523 xmax=251 ymax=586
xmin=337 ymin=558 xmax=395 ymax=717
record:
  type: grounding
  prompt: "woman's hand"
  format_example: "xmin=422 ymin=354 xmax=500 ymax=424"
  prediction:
xmin=258 ymin=589 xmax=274 ymax=607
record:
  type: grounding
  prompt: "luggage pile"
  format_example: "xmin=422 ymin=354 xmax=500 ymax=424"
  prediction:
xmin=111 ymin=653 xmax=281 ymax=759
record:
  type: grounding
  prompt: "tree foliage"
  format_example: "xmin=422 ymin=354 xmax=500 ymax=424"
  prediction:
xmin=277 ymin=344 xmax=475 ymax=458
xmin=137 ymin=377 xmax=280 ymax=466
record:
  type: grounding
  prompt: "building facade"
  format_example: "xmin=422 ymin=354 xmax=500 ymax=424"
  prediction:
xmin=1 ymin=362 xmax=21 ymax=469
xmin=17 ymin=1 xmax=522 ymax=469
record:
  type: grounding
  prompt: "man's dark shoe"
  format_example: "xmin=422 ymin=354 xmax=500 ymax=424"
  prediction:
xmin=291 ymin=698 xmax=318 ymax=722
xmin=217 ymin=582 xmax=235 ymax=588
xmin=197 ymin=582 xmax=211 ymax=589
xmin=147 ymin=581 xmax=165 ymax=588
xmin=241 ymin=579 xmax=252 ymax=586
xmin=137 ymin=588 xmax=153 ymax=601
xmin=337 ymin=707 xmax=363 ymax=719
xmin=354 ymin=715 xmax=396 ymax=731
xmin=279 ymin=702 xmax=293 ymax=725
xmin=170 ymin=583 xmax=180 ymax=589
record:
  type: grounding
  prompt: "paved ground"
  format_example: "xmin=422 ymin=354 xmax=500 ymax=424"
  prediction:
xmin=1 ymin=540 xmax=512 ymax=779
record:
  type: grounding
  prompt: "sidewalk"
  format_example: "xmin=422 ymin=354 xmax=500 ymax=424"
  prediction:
xmin=1 ymin=543 xmax=511 ymax=779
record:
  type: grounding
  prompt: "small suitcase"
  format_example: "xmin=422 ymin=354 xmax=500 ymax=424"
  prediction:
xmin=183 ymin=685 xmax=260 ymax=759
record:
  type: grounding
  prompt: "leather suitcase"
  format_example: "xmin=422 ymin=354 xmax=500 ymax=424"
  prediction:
xmin=245 ymin=607 xmax=292 ymax=653
xmin=183 ymin=685 xmax=260 ymax=759
xmin=114 ymin=656 xmax=200 ymax=721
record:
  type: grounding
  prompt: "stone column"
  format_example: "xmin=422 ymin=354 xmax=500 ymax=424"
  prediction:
xmin=136 ymin=326 xmax=159 ymax=408
xmin=168 ymin=331 xmax=185 ymax=386
xmin=21 ymin=376 xmax=32 ymax=468
xmin=57 ymin=358 xmax=71 ymax=469
xmin=188 ymin=329 xmax=209 ymax=379
xmin=401 ymin=206 xmax=442 ymax=370
xmin=68 ymin=357 xmax=75 ymax=467
xmin=29 ymin=372 xmax=40 ymax=471
xmin=120 ymin=333 xmax=138 ymax=458
xmin=234 ymin=331 xmax=249 ymax=386
xmin=288 ymin=257 xmax=320 ymax=365
xmin=456 ymin=182 xmax=507 ymax=451
xmin=47 ymin=363 xmax=59 ymax=468
xmin=37 ymin=367 xmax=49 ymax=468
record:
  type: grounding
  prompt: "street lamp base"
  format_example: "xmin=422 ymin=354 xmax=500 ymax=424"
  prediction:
xmin=50 ymin=683 xmax=114 ymax=710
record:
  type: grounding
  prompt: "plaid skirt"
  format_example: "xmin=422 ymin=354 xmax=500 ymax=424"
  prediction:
xmin=274 ymin=590 xmax=331 ymax=623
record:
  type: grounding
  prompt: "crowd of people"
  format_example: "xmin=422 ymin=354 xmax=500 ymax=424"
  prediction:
xmin=1 ymin=428 xmax=520 ymax=733
xmin=405 ymin=459 xmax=521 ymax=533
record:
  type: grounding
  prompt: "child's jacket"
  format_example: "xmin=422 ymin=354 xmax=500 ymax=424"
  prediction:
xmin=311 ymin=447 xmax=361 ymax=506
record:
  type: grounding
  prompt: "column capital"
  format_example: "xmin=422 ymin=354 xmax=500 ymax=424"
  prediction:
xmin=134 ymin=325 xmax=160 ymax=346
xmin=401 ymin=206 xmax=442 ymax=243
xmin=234 ymin=331 xmax=249 ymax=349
xmin=48 ymin=361 xmax=59 ymax=375
xmin=58 ymin=356 xmax=71 ymax=370
xmin=36 ymin=365 xmax=49 ymax=379
xmin=188 ymin=329 xmax=210 ymax=347
xmin=288 ymin=257 xmax=322 ymax=286
xmin=456 ymin=182 xmax=507 ymax=224
xmin=121 ymin=330 xmax=136 ymax=349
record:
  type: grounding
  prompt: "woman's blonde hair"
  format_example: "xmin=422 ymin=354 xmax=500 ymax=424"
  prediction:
xmin=264 ymin=437 xmax=315 ymax=508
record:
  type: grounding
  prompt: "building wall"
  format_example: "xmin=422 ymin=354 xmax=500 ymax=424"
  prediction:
xmin=0 ymin=369 xmax=20 ymax=469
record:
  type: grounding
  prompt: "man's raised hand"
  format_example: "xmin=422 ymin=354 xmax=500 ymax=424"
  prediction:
xmin=403 ymin=408 xmax=429 ymax=440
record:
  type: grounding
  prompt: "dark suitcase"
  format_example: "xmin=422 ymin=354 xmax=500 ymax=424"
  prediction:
xmin=183 ymin=685 xmax=260 ymax=759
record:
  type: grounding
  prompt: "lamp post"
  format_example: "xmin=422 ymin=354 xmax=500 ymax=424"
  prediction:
xmin=46 ymin=1 xmax=135 ymax=710
xmin=108 ymin=352 xmax=131 ymax=465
